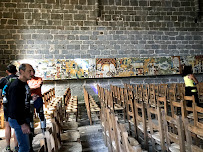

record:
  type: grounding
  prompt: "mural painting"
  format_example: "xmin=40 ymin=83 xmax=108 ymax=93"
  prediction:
xmin=155 ymin=57 xmax=172 ymax=75
xmin=194 ymin=55 xmax=203 ymax=73
xmin=96 ymin=58 xmax=116 ymax=78
xmin=171 ymin=56 xmax=181 ymax=74
xmin=11 ymin=55 xmax=202 ymax=80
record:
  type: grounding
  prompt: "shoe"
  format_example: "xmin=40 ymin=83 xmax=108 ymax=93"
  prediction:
xmin=13 ymin=146 xmax=19 ymax=152
xmin=5 ymin=146 xmax=12 ymax=152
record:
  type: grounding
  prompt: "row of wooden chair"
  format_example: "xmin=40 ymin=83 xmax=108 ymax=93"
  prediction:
xmin=64 ymin=88 xmax=78 ymax=122
xmin=42 ymin=88 xmax=57 ymax=108
xmin=99 ymin=86 xmax=143 ymax=152
xmin=83 ymin=87 xmax=100 ymax=125
xmin=97 ymin=83 xmax=203 ymax=152
xmin=42 ymin=88 xmax=62 ymax=119
xmin=39 ymin=88 xmax=82 ymax=152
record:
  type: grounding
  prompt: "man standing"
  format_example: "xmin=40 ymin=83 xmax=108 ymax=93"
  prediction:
xmin=7 ymin=64 xmax=34 ymax=152
xmin=0 ymin=64 xmax=18 ymax=152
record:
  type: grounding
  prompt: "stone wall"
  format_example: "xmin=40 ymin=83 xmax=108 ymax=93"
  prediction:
xmin=0 ymin=0 xmax=203 ymax=100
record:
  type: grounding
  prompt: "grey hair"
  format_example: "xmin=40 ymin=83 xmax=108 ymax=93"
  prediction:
xmin=19 ymin=64 xmax=27 ymax=74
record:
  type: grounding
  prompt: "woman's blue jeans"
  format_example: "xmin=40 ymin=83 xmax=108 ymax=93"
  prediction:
xmin=8 ymin=117 xmax=30 ymax=152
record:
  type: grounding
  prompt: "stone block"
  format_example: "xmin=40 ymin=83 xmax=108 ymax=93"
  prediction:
xmin=3 ymin=12 xmax=12 ymax=18
xmin=5 ymin=3 xmax=16 ymax=7
xmin=79 ymin=0 xmax=86 ymax=5
xmin=44 ymin=54 xmax=53 ymax=59
xmin=74 ymin=14 xmax=86 ymax=20
xmin=70 ymin=0 xmax=78 ymax=4
xmin=7 ymin=19 xmax=17 ymax=25
xmin=87 ymin=50 xmax=100 ymax=55
xmin=64 ymin=14 xmax=73 ymax=20
xmin=51 ymin=14 xmax=63 ymax=20
xmin=47 ymin=0 xmax=55 ymax=3
xmin=80 ymin=35 xmax=89 ymax=40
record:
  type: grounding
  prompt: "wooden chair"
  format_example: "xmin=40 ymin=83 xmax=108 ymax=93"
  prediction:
xmin=119 ymin=87 xmax=127 ymax=121
xmin=142 ymin=84 xmax=149 ymax=104
xmin=167 ymin=87 xmax=180 ymax=118
xmin=135 ymin=84 xmax=143 ymax=103
xmin=126 ymin=96 xmax=137 ymax=139
xmin=163 ymin=114 xmax=186 ymax=152
xmin=157 ymin=96 xmax=168 ymax=115
xmin=83 ymin=87 xmax=92 ymax=125
xmin=124 ymin=84 xmax=134 ymax=100
xmin=158 ymin=84 xmax=168 ymax=97
xmin=107 ymin=88 xmax=124 ymax=119
xmin=170 ymin=97 xmax=185 ymax=120
xmin=66 ymin=96 xmax=78 ymax=122
xmin=147 ymin=104 xmax=165 ymax=152
xmin=114 ymin=116 xmax=142 ymax=152
xmin=197 ymin=82 xmax=203 ymax=104
xmin=51 ymin=117 xmax=82 ymax=152
xmin=103 ymin=103 xmax=113 ymax=152
xmin=184 ymin=103 xmax=203 ymax=152
xmin=134 ymin=99 xmax=149 ymax=150
xmin=109 ymin=110 xmax=120 ymax=152
xmin=177 ymin=83 xmax=185 ymax=101
xmin=38 ymin=144 xmax=45 ymax=152
xmin=100 ymin=88 xmax=108 ymax=146
xmin=45 ymin=127 xmax=56 ymax=152
xmin=149 ymin=84 xmax=157 ymax=107
xmin=63 ymin=88 xmax=71 ymax=106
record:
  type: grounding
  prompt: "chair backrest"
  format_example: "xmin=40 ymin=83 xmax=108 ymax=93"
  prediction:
xmin=164 ymin=114 xmax=185 ymax=152
xmin=83 ymin=87 xmax=92 ymax=125
xmin=142 ymin=84 xmax=149 ymax=104
xmin=126 ymin=98 xmax=137 ymax=138
xmin=115 ymin=117 xmax=142 ymax=152
xmin=158 ymin=84 xmax=168 ymax=97
xmin=63 ymin=88 xmax=71 ymax=106
xmin=136 ymin=84 xmax=143 ymax=103
xmin=125 ymin=84 xmax=134 ymax=100
xmin=183 ymin=95 xmax=196 ymax=118
xmin=184 ymin=104 xmax=203 ymax=152
xmin=168 ymin=86 xmax=176 ymax=102
xmin=157 ymin=96 xmax=168 ymax=114
xmin=51 ymin=118 xmax=62 ymax=150
xmin=149 ymin=84 xmax=157 ymax=107
xmin=109 ymin=111 xmax=120 ymax=152
xmin=177 ymin=83 xmax=185 ymax=101
xmin=45 ymin=127 xmax=56 ymax=152
xmin=197 ymin=82 xmax=203 ymax=103
xmin=134 ymin=99 xmax=148 ymax=149
xmin=147 ymin=104 xmax=165 ymax=151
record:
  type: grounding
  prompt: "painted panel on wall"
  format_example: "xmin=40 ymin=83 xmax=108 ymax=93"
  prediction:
xmin=12 ymin=55 xmax=203 ymax=80
xmin=171 ymin=56 xmax=181 ymax=74
xmin=96 ymin=58 xmax=116 ymax=78
xmin=116 ymin=58 xmax=144 ymax=77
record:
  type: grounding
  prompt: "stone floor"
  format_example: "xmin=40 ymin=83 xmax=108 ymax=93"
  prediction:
xmin=77 ymin=103 xmax=108 ymax=152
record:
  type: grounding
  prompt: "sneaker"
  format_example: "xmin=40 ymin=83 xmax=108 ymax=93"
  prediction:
xmin=5 ymin=146 xmax=12 ymax=152
xmin=13 ymin=146 xmax=19 ymax=152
